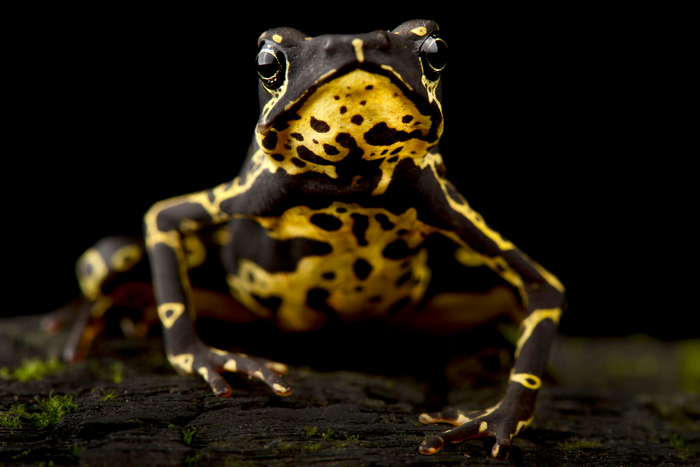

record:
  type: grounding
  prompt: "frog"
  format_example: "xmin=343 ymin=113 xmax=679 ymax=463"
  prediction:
xmin=49 ymin=19 xmax=565 ymax=460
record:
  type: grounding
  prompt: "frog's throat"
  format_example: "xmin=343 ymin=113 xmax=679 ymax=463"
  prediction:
xmin=254 ymin=68 xmax=442 ymax=192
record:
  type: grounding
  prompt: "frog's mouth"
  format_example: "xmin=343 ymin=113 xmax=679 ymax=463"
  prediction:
xmin=256 ymin=66 xmax=442 ymax=195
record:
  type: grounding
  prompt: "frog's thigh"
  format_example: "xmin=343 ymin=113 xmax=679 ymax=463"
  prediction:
xmin=192 ymin=288 xmax=260 ymax=325
xmin=413 ymin=285 xmax=524 ymax=332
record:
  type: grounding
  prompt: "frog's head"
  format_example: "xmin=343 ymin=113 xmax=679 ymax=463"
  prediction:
xmin=253 ymin=19 xmax=447 ymax=194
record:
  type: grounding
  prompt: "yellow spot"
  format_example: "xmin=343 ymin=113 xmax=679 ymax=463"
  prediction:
xmin=411 ymin=26 xmax=427 ymax=36
xmin=77 ymin=247 xmax=108 ymax=300
xmin=212 ymin=226 xmax=231 ymax=245
xmin=510 ymin=372 xmax=542 ymax=390
xmin=168 ymin=353 xmax=194 ymax=374
xmin=479 ymin=421 xmax=488 ymax=433
xmin=273 ymin=383 xmax=291 ymax=395
xmin=514 ymin=416 xmax=534 ymax=436
xmin=210 ymin=348 xmax=228 ymax=356
xmin=110 ymin=244 xmax=142 ymax=272
xmin=352 ymin=38 xmax=364 ymax=62
xmin=158 ymin=302 xmax=186 ymax=329
xmin=197 ymin=366 xmax=209 ymax=381
xmin=254 ymin=370 xmax=265 ymax=380
xmin=492 ymin=444 xmax=500 ymax=457
xmin=183 ymin=234 xmax=206 ymax=269
xmin=515 ymin=308 xmax=562 ymax=358
xmin=272 ymin=34 xmax=282 ymax=44
xmin=223 ymin=360 xmax=237 ymax=372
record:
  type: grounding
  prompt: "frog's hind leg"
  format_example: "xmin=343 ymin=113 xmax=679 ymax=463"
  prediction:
xmin=48 ymin=236 xmax=153 ymax=362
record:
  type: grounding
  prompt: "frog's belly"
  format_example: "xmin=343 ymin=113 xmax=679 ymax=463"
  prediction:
xmin=221 ymin=205 xmax=433 ymax=331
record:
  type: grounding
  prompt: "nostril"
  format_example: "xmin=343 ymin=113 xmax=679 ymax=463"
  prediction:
xmin=374 ymin=31 xmax=391 ymax=51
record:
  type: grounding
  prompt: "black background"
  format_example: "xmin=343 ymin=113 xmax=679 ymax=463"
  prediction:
xmin=6 ymin=7 xmax=693 ymax=339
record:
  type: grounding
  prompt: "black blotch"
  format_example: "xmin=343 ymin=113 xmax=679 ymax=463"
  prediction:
xmin=307 ymin=288 xmax=335 ymax=314
xmin=390 ymin=146 xmax=403 ymax=155
xmin=397 ymin=229 xmax=408 ymax=236
xmin=360 ymin=100 xmax=367 ymax=106
xmin=388 ymin=297 xmax=411 ymax=315
xmin=335 ymin=133 xmax=355 ymax=149
xmin=310 ymin=116 xmax=330 ymax=133
xmin=351 ymin=213 xmax=369 ymax=246
xmin=334 ymin=95 xmax=340 ymax=100
xmin=323 ymin=144 xmax=339 ymax=155
xmin=353 ymin=259 xmax=371 ymax=280
xmin=271 ymin=154 xmax=285 ymax=161
xmin=248 ymin=272 xmax=255 ymax=282
xmin=402 ymin=115 xmax=413 ymax=123
xmin=375 ymin=214 xmax=394 ymax=230
xmin=365 ymin=85 xmax=373 ymax=90
xmin=388 ymin=156 xmax=398 ymax=163
xmin=311 ymin=214 xmax=343 ymax=231
xmin=340 ymin=106 xmax=347 ymax=114
xmin=381 ymin=149 xmax=388 ymax=155
xmin=165 ymin=309 xmax=174 ymax=318
xmin=355 ymin=286 xmax=364 ymax=292
xmin=383 ymin=239 xmax=417 ymax=259
xmin=396 ymin=271 xmax=412 ymax=286
xmin=290 ymin=133 xmax=304 ymax=141
xmin=365 ymin=122 xmax=423 ymax=146
xmin=312 ymin=242 xmax=332 ymax=255
xmin=336 ymin=207 xmax=347 ymax=213
xmin=297 ymin=146 xmax=334 ymax=166
xmin=284 ymin=144 xmax=291 ymax=150
xmin=252 ymin=294 xmax=281 ymax=313
xmin=322 ymin=272 xmax=335 ymax=280
xmin=291 ymin=158 xmax=307 ymax=167
xmin=351 ymin=115 xmax=364 ymax=125
xmin=262 ymin=131 xmax=278 ymax=150
xmin=313 ymin=139 xmax=319 ymax=144
xmin=436 ymin=163 xmax=447 ymax=178
xmin=86 ymin=263 xmax=93 ymax=276
xmin=370 ymin=296 xmax=381 ymax=303
xmin=446 ymin=183 xmax=464 ymax=205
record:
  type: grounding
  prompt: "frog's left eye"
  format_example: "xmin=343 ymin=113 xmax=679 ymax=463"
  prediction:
xmin=256 ymin=43 xmax=286 ymax=90
xmin=419 ymin=34 xmax=448 ymax=81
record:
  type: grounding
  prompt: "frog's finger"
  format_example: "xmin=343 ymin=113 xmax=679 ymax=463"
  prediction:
xmin=196 ymin=364 xmax=233 ymax=397
xmin=210 ymin=351 xmax=293 ymax=396
xmin=418 ymin=411 xmax=471 ymax=427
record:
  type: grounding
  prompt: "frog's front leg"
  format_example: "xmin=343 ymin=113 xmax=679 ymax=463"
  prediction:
xmin=415 ymin=171 xmax=565 ymax=459
xmin=144 ymin=181 xmax=292 ymax=397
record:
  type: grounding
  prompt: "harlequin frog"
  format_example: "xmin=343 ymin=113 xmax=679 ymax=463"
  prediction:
xmin=54 ymin=19 xmax=565 ymax=460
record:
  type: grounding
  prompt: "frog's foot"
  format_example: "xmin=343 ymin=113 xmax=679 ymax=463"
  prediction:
xmin=167 ymin=345 xmax=292 ymax=397
xmin=417 ymin=402 xmax=532 ymax=460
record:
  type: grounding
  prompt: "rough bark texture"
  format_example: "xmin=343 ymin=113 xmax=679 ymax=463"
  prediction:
xmin=1 ymin=315 xmax=698 ymax=466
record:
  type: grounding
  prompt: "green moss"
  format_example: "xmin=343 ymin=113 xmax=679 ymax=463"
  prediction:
xmin=679 ymin=340 xmax=700 ymax=394
xmin=0 ymin=412 xmax=21 ymax=428
xmin=322 ymin=428 xmax=334 ymax=441
xmin=100 ymin=388 xmax=117 ymax=401
xmin=304 ymin=426 xmax=318 ymax=436
xmin=0 ymin=356 xmax=64 ymax=382
xmin=11 ymin=391 xmax=77 ymax=430
xmin=301 ymin=443 xmax=323 ymax=451
xmin=182 ymin=428 xmax=197 ymax=446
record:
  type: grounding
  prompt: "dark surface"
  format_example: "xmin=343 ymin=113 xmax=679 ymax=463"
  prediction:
xmin=2 ymin=315 xmax=698 ymax=466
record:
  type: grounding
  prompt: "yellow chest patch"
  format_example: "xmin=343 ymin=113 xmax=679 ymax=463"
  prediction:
xmin=225 ymin=202 xmax=445 ymax=331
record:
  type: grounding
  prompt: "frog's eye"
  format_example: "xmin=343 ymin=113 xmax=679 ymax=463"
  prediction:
xmin=256 ymin=43 xmax=286 ymax=90
xmin=419 ymin=34 xmax=448 ymax=81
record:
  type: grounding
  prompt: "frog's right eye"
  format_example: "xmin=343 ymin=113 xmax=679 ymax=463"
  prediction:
xmin=256 ymin=43 xmax=286 ymax=90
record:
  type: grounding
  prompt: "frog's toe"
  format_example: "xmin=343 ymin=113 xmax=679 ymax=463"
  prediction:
xmin=419 ymin=411 xmax=470 ymax=426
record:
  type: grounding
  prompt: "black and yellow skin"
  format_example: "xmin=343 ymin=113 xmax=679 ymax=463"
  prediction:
xmin=61 ymin=19 xmax=565 ymax=460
